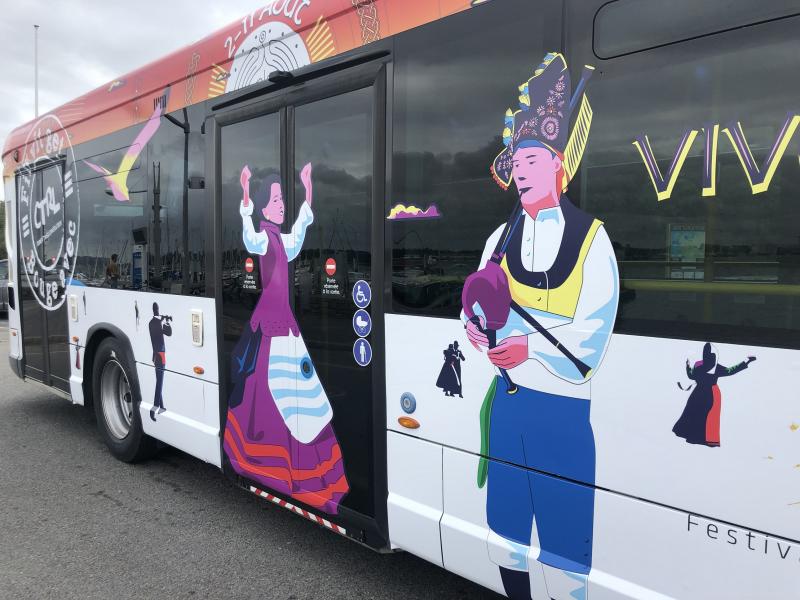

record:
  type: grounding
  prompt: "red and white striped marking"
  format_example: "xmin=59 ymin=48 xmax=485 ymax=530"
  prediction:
xmin=249 ymin=486 xmax=347 ymax=536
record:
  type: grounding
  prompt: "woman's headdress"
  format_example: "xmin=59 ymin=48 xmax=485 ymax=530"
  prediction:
xmin=491 ymin=52 xmax=595 ymax=192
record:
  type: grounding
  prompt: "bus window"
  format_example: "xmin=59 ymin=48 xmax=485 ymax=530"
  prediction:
xmin=219 ymin=111 xmax=281 ymax=356
xmin=390 ymin=0 xmax=556 ymax=318
xmin=574 ymin=17 xmax=800 ymax=348
xmin=74 ymin=156 xmax=148 ymax=290
xmin=148 ymin=104 xmax=207 ymax=296
xmin=594 ymin=0 xmax=800 ymax=59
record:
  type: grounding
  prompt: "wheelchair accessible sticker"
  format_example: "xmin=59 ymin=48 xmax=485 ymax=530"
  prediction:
xmin=352 ymin=280 xmax=371 ymax=309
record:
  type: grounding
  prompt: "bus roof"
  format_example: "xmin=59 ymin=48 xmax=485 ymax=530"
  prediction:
xmin=3 ymin=0 xmax=474 ymax=176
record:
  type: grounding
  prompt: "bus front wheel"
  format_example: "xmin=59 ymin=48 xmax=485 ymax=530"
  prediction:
xmin=92 ymin=337 xmax=158 ymax=462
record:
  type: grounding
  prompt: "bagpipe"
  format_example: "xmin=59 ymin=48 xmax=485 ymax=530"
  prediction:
xmin=461 ymin=202 xmax=593 ymax=394
xmin=461 ymin=65 xmax=596 ymax=393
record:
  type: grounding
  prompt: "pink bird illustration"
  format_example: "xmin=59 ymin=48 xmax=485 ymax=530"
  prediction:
xmin=83 ymin=87 xmax=170 ymax=202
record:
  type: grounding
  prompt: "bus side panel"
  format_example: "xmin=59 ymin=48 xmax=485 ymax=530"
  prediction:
xmin=66 ymin=285 xmax=220 ymax=466
xmin=4 ymin=177 xmax=22 ymax=367
xmin=441 ymin=445 xmax=797 ymax=600
xmin=386 ymin=431 xmax=443 ymax=566
xmin=386 ymin=313 xmax=800 ymax=598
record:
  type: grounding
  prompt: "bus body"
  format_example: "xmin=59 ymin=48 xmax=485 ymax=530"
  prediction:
xmin=4 ymin=0 xmax=800 ymax=597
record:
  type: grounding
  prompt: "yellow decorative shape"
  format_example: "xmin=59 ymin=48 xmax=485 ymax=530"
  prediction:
xmin=632 ymin=130 xmax=699 ymax=202
xmin=702 ymin=123 xmax=719 ymax=197
xmin=387 ymin=204 xmax=422 ymax=219
xmin=563 ymin=93 xmax=593 ymax=186
xmin=790 ymin=423 xmax=799 ymax=431
xmin=723 ymin=115 xmax=800 ymax=195
xmin=208 ymin=63 xmax=229 ymax=98
xmin=307 ymin=15 xmax=335 ymax=62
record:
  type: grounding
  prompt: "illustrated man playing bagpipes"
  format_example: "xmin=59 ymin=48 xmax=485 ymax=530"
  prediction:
xmin=462 ymin=53 xmax=619 ymax=600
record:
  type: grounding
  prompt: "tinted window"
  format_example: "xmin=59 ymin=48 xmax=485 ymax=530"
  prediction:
xmin=594 ymin=0 xmax=800 ymax=58
xmin=293 ymin=88 xmax=374 ymax=516
xmin=74 ymin=127 xmax=149 ymax=289
xmin=148 ymin=104 xmax=207 ymax=295
xmin=219 ymin=111 xmax=281 ymax=338
xmin=390 ymin=0 xmax=555 ymax=317
xmin=71 ymin=105 xmax=207 ymax=294
xmin=572 ymin=17 xmax=800 ymax=347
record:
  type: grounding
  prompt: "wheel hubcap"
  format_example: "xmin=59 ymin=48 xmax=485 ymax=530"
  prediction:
xmin=100 ymin=359 xmax=133 ymax=440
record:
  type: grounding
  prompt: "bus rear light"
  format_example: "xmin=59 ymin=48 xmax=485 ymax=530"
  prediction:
xmin=193 ymin=366 xmax=205 ymax=375
xmin=71 ymin=336 xmax=79 ymax=343
xmin=10 ymin=329 xmax=17 ymax=337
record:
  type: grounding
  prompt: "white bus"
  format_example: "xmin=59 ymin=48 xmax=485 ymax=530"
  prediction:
xmin=4 ymin=0 xmax=800 ymax=597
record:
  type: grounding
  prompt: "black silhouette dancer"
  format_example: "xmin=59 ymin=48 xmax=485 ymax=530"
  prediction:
xmin=673 ymin=342 xmax=755 ymax=447
xmin=436 ymin=341 xmax=466 ymax=397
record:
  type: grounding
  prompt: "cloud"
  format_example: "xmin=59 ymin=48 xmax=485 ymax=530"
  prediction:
xmin=0 ymin=1 xmax=260 ymax=148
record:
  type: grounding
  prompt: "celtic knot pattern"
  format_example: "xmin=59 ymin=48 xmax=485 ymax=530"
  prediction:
xmin=351 ymin=0 xmax=380 ymax=45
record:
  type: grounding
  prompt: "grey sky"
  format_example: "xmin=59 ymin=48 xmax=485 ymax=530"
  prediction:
xmin=0 ymin=1 xmax=261 ymax=149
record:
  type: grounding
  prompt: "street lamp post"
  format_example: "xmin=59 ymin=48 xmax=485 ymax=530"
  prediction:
xmin=34 ymin=24 xmax=39 ymax=118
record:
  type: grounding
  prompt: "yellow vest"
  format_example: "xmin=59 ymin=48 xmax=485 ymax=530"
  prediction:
xmin=500 ymin=219 xmax=602 ymax=318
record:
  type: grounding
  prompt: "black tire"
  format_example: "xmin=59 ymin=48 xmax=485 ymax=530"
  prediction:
xmin=92 ymin=337 xmax=158 ymax=462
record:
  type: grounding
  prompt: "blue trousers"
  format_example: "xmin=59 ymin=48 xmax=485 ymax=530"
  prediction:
xmin=487 ymin=377 xmax=595 ymax=574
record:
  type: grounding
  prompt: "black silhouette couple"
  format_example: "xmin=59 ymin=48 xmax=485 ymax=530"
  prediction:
xmin=436 ymin=341 xmax=466 ymax=397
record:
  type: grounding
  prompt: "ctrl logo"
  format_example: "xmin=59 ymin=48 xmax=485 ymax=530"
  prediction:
xmin=18 ymin=114 xmax=80 ymax=311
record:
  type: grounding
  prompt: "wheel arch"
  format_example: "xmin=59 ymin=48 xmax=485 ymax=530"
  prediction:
xmin=82 ymin=324 xmax=142 ymax=410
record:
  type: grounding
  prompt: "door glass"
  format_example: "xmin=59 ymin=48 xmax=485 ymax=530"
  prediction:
xmin=41 ymin=164 xmax=70 ymax=386
xmin=220 ymin=112 xmax=300 ymax=493
xmin=19 ymin=172 xmax=46 ymax=380
xmin=293 ymin=87 xmax=374 ymax=516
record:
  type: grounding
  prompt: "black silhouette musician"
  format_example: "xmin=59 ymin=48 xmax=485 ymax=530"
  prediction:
xmin=149 ymin=302 xmax=172 ymax=421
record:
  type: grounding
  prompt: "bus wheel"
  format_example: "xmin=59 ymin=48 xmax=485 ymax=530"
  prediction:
xmin=92 ymin=337 xmax=157 ymax=462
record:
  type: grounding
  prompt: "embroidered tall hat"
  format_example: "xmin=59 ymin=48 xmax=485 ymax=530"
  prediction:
xmin=491 ymin=52 xmax=595 ymax=191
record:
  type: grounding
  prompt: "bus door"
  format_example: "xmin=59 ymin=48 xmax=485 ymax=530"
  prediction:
xmin=17 ymin=163 xmax=71 ymax=392
xmin=216 ymin=62 xmax=387 ymax=540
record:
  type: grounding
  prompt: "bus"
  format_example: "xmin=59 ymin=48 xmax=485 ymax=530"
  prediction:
xmin=4 ymin=0 xmax=800 ymax=597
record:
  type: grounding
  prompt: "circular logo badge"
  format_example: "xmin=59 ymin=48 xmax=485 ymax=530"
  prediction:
xmin=300 ymin=355 xmax=314 ymax=380
xmin=353 ymin=338 xmax=373 ymax=367
xmin=352 ymin=279 xmax=371 ymax=309
xmin=400 ymin=392 xmax=417 ymax=414
xmin=352 ymin=309 xmax=372 ymax=337
xmin=245 ymin=257 xmax=254 ymax=273
xmin=325 ymin=258 xmax=336 ymax=276
xmin=18 ymin=115 xmax=80 ymax=311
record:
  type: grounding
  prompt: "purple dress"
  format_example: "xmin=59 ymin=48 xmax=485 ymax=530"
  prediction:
xmin=223 ymin=221 xmax=349 ymax=514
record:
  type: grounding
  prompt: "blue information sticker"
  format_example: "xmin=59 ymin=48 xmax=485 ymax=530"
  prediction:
xmin=352 ymin=309 xmax=372 ymax=337
xmin=352 ymin=280 xmax=371 ymax=309
xmin=353 ymin=338 xmax=373 ymax=367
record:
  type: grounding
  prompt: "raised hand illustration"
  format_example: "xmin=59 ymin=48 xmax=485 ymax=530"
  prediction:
xmin=240 ymin=165 xmax=252 ymax=207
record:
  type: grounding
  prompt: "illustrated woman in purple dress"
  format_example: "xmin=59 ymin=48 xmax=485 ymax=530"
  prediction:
xmin=223 ymin=163 xmax=349 ymax=515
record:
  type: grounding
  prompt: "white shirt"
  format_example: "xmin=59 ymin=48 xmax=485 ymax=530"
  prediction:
xmin=240 ymin=200 xmax=314 ymax=261
xmin=465 ymin=204 xmax=619 ymax=398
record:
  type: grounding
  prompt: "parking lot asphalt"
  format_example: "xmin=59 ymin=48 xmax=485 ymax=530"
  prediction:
xmin=0 ymin=319 xmax=499 ymax=599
